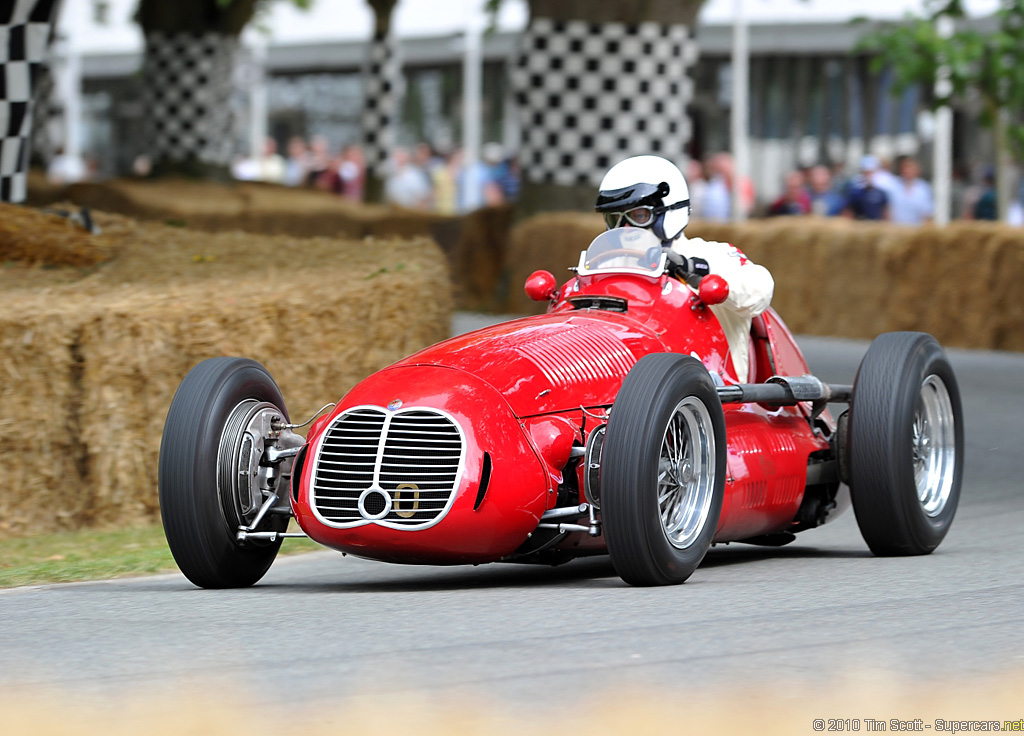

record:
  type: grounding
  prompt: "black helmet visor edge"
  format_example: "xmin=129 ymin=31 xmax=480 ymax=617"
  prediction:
xmin=594 ymin=181 xmax=668 ymax=212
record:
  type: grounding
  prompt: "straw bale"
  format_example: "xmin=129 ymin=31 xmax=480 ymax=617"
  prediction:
xmin=502 ymin=213 xmax=1024 ymax=351
xmin=985 ymin=226 xmax=1024 ymax=352
xmin=72 ymin=238 xmax=450 ymax=529
xmin=55 ymin=179 xmax=517 ymax=308
xmin=0 ymin=293 xmax=85 ymax=535
xmin=1 ymin=207 xmax=452 ymax=533
xmin=63 ymin=178 xmax=453 ymax=240
xmin=0 ymin=202 xmax=116 ymax=268
xmin=503 ymin=212 xmax=604 ymax=313
xmin=24 ymin=168 xmax=68 ymax=207
xmin=447 ymin=204 xmax=514 ymax=309
xmin=882 ymin=223 xmax=998 ymax=348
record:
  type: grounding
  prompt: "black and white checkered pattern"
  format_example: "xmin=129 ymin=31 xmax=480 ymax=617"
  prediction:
xmin=514 ymin=17 xmax=697 ymax=187
xmin=361 ymin=29 xmax=401 ymax=178
xmin=141 ymin=31 xmax=238 ymax=168
xmin=1 ymin=0 xmax=59 ymax=202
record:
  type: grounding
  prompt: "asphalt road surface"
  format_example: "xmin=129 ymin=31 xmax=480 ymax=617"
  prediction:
xmin=1 ymin=316 xmax=1021 ymax=708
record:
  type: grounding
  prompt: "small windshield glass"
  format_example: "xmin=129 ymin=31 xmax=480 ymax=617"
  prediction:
xmin=576 ymin=228 xmax=665 ymax=277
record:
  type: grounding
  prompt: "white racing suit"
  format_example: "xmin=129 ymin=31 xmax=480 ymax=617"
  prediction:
xmin=669 ymin=236 xmax=775 ymax=381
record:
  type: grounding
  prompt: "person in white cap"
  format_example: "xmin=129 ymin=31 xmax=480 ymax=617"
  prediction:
xmin=594 ymin=155 xmax=775 ymax=381
xmin=844 ymin=155 xmax=890 ymax=220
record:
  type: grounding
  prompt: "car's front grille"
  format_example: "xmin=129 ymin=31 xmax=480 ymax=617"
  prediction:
xmin=311 ymin=407 xmax=464 ymax=529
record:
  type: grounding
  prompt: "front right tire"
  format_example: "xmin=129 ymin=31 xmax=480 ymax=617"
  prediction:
xmin=602 ymin=354 xmax=727 ymax=586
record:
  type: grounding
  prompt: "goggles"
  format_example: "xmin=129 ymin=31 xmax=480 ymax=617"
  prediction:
xmin=601 ymin=198 xmax=690 ymax=231
xmin=602 ymin=206 xmax=657 ymax=230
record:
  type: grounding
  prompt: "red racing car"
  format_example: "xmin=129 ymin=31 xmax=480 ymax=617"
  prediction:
xmin=159 ymin=228 xmax=963 ymax=588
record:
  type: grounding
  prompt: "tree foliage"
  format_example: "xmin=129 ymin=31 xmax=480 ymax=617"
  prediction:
xmin=858 ymin=0 xmax=1024 ymax=159
xmin=136 ymin=0 xmax=313 ymax=36
xmin=485 ymin=0 xmax=704 ymax=26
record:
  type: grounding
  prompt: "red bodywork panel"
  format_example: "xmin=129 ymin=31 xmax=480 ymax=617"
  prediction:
xmin=293 ymin=268 xmax=831 ymax=564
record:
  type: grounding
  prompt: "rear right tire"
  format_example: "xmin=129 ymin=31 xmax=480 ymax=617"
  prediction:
xmin=848 ymin=332 xmax=963 ymax=556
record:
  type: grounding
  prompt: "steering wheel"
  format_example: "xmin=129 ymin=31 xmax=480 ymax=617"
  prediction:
xmin=586 ymin=248 xmax=644 ymax=268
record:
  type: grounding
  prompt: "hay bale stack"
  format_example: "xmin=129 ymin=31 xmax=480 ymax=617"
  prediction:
xmin=24 ymin=169 xmax=68 ymax=207
xmin=503 ymin=213 xmax=1024 ymax=350
xmin=690 ymin=219 xmax=1024 ymax=345
xmin=77 ymin=248 xmax=450 ymax=528
xmin=504 ymin=212 xmax=604 ymax=313
xmin=989 ymin=226 xmax=1024 ymax=351
xmin=0 ymin=202 xmax=116 ymax=267
xmin=55 ymin=179 xmax=510 ymax=307
xmin=0 ymin=294 xmax=84 ymax=533
xmin=700 ymin=218 xmax=906 ymax=339
xmin=62 ymin=178 xmax=455 ymax=240
xmin=447 ymin=204 xmax=515 ymax=309
xmin=0 ymin=208 xmax=452 ymax=534
xmin=46 ymin=178 xmax=533 ymax=309
xmin=65 ymin=179 xmax=249 ymax=224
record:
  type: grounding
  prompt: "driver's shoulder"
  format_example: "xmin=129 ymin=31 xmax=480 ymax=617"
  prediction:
xmin=675 ymin=235 xmax=732 ymax=253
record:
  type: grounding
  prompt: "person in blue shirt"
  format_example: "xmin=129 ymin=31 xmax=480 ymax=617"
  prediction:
xmin=808 ymin=165 xmax=845 ymax=217
xmin=972 ymin=169 xmax=997 ymax=221
xmin=843 ymin=155 xmax=889 ymax=221
xmin=888 ymin=157 xmax=934 ymax=225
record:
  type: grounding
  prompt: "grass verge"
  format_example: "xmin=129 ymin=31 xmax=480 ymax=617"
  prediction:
xmin=0 ymin=522 xmax=322 ymax=589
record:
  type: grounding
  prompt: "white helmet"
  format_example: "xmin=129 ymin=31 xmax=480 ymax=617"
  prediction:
xmin=595 ymin=155 xmax=690 ymax=244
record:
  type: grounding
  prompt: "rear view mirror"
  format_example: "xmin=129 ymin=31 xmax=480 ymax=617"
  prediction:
xmin=524 ymin=270 xmax=557 ymax=302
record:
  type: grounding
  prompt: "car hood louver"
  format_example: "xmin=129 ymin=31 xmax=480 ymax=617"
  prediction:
xmin=392 ymin=315 xmax=650 ymax=416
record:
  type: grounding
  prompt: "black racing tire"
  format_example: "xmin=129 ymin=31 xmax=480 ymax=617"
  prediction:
xmin=848 ymin=332 xmax=963 ymax=556
xmin=159 ymin=357 xmax=290 ymax=589
xmin=602 ymin=354 xmax=727 ymax=586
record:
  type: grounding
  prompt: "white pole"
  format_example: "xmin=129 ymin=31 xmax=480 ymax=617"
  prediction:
xmin=462 ymin=0 xmax=483 ymax=170
xmin=248 ymin=33 xmax=269 ymax=160
xmin=932 ymin=14 xmax=954 ymax=226
xmin=731 ymin=0 xmax=750 ymax=223
xmin=59 ymin=1 xmax=84 ymax=162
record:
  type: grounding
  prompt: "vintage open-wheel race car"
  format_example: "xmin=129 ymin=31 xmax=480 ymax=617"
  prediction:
xmin=158 ymin=227 xmax=963 ymax=588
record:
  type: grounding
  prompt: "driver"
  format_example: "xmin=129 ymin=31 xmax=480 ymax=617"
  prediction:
xmin=595 ymin=155 xmax=774 ymax=381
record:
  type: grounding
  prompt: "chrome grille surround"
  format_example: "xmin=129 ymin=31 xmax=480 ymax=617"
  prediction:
xmin=310 ymin=405 xmax=466 ymax=530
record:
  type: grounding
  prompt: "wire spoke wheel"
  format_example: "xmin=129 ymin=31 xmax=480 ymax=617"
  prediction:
xmin=602 ymin=354 xmax=726 ymax=586
xmin=657 ymin=398 xmax=716 ymax=550
xmin=849 ymin=332 xmax=963 ymax=556
xmin=913 ymin=375 xmax=956 ymax=518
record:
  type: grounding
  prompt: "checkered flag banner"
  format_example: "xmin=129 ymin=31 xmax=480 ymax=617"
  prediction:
xmin=141 ymin=31 xmax=238 ymax=169
xmin=361 ymin=28 xmax=401 ymax=179
xmin=514 ymin=17 xmax=697 ymax=188
xmin=1 ymin=0 xmax=60 ymax=202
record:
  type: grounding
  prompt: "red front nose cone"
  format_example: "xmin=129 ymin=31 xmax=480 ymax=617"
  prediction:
xmin=525 ymin=270 xmax=557 ymax=302
xmin=699 ymin=274 xmax=730 ymax=306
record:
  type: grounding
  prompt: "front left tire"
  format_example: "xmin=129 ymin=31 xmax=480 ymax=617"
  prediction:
xmin=159 ymin=358 xmax=290 ymax=588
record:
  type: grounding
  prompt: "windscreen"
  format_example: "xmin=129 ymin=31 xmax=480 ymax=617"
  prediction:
xmin=576 ymin=228 xmax=666 ymax=277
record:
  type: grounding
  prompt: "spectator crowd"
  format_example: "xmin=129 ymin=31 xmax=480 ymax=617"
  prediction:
xmin=688 ymin=152 xmax=1024 ymax=226
xmin=231 ymin=136 xmax=520 ymax=214
xmin=142 ymin=133 xmax=1024 ymax=227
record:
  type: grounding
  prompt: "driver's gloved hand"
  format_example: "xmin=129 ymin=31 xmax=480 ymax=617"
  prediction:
xmin=664 ymin=249 xmax=690 ymax=278
xmin=664 ymin=249 xmax=712 ymax=285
